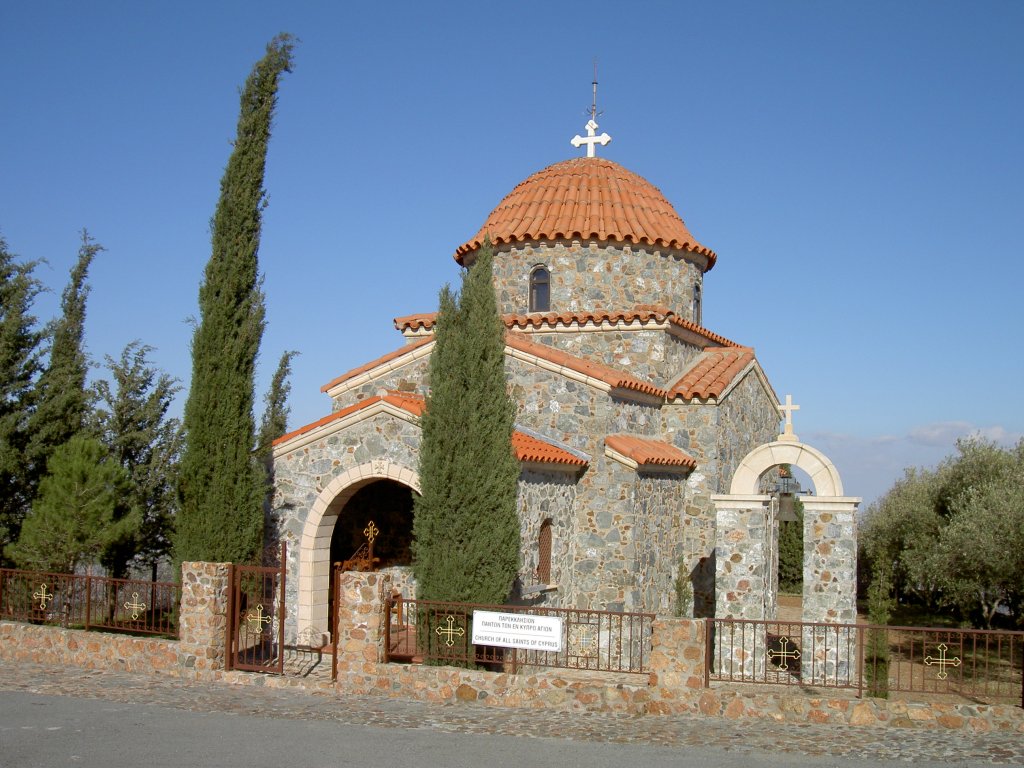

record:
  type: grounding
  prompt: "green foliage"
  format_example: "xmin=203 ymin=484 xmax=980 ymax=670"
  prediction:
xmin=6 ymin=435 xmax=140 ymax=572
xmin=92 ymin=341 xmax=182 ymax=576
xmin=256 ymin=349 xmax=297 ymax=459
xmin=777 ymin=497 xmax=804 ymax=593
xmin=860 ymin=437 xmax=1024 ymax=628
xmin=25 ymin=232 xmax=100 ymax=503
xmin=673 ymin=557 xmax=693 ymax=617
xmin=175 ymin=35 xmax=294 ymax=566
xmin=865 ymin=564 xmax=894 ymax=698
xmin=0 ymin=236 xmax=45 ymax=563
xmin=936 ymin=441 xmax=1024 ymax=628
xmin=412 ymin=243 xmax=521 ymax=605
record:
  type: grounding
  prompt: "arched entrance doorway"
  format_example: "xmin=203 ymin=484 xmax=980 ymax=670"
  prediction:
xmin=327 ymin=479 xmax=415 ymax=635
xmin=296 ymin=461 xmax=420 ymax=642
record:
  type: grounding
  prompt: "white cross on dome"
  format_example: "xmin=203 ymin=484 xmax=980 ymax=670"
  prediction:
xmin=571 ymin=119 xmax=612 ymax=158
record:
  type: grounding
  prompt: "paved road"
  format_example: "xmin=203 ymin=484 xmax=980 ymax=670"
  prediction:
xmin=1 ymin=662 xmax=1022 ymax=767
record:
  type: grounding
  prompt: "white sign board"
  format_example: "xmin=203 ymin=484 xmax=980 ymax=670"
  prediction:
xmin=471 ymin=610 xmax=563 ymax=652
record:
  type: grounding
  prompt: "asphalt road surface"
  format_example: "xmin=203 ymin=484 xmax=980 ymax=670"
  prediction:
xmin=0 ymin=690 xmax=1004 ymax=768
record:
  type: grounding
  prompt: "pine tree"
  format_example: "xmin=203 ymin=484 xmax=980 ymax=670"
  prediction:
xmin=0 ymin=236 xmax=45 ymax=563
xmin=175 ymin=35 xmax=294 ymax=566
xmin=92 ymin=341 xmax=182 ymax=577
xmin=412 ymin=243 xmax=520 ymax=604
xmin=6 ymin=435 xmax=140 ymax=573
xmin=25 ymin=232 xmax=100 ymax=499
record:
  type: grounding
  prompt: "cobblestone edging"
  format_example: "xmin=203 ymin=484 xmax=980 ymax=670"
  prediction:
xmin=334 ymin=658 xmax=1024 ymax=733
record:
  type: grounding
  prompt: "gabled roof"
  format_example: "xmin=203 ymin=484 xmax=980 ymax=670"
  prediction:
xmin=274 ymin=390 xmax=424 ymax=447
xmin=670 ymin=347 xmax=756 ymax=401
xmin=274 ymin=390 xmax=586 ymax=469
xmin=394 ymin=306 xmax=741 ymax=349
xmin=604 ymin=435 xmax=697 ymax=471
xmin=321 ymin=337 xmax=433 ymax=394
xmin=454 ymin=158 xmax=716 ymax=269
xmin=504 ymin=334 xmax=667 ymax=400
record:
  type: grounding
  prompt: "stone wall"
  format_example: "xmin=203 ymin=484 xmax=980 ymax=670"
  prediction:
xmin=3 ymin=568 xmax=1023 ymax=734
xmin=489 ymin=240 xmax=704 ymax=322
xmin=634 ymin=473 xmax=689 ymax=616
xmin=0 ymin=622 xmax=178 ymax=673
xmin=516 ymin=468 xmax=577 ymax=605
xmin=528 ymin=326 xmax=702 ymax=393
xmin=712 ymin=370 xmax=780 ymax=493
xmin=330 ymin=355 xmax=431 ymax=411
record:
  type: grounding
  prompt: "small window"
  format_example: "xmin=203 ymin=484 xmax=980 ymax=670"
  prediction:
xmin=537 ymin=519 xmax=553 ymax=584
xmin=691 ymin=283 xmax=702 ymax=325
xmin=529 ymin=266 xmax=550 ymax=313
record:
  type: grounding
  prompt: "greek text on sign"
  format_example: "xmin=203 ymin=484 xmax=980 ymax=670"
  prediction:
xmin=471 ymin=610 xmax=563 ymax=652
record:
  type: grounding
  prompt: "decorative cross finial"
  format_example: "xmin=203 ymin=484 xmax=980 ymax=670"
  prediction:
xmin=571 ymin=119 xmax=612 ymax=158
xmin=779 ymin=394 xmax=800 ymax=441
xmin=571 ymin=61 xmax=611 ymax=157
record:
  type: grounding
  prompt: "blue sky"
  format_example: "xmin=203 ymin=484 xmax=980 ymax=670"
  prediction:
xmin=2 ymin=1 xmax=1021 ymax=505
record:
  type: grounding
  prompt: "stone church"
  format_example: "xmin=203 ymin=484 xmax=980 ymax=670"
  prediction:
xmin=270 ymin=120 xmax=832 ymax=644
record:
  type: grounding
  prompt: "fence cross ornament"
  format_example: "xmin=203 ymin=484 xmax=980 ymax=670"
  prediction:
xmin=767 ymin=636 xmax=802 ymax=671
xmin=33 ymin=583 xmax=53 ymax=611
xmin=435 ymin=614 xmax=465 ymax=647
xmin=123 ymin=592 xmax=147 ymax=621
xmin=245 ymin=603 xmax=272 ymax=634
xmin=924 ymin=643 xmax=962 ymax=680
xmin=569 ymin=624 xmax=598 ymax=658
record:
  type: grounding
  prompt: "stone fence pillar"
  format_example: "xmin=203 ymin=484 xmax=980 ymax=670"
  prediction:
xmin=647 ymin=618 xmax=707 ymax=713
xmin=801 ymin=498 xmax=859 ymax=685
xmin=712 ymin=496 xmax=773 ymax=678
xmin=334 ymin=571 xmax=392 ymax=683
xmin=177 ymin=562 xmax=231 ymax=675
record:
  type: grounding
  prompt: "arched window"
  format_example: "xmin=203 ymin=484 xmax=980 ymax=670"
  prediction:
xmin=537 ymin=519 xmax=553 ymax=584
xmin=691 ymin=283 xmax=702 ymax=325
xmin=529 ymin=266 xmax=550 ymax=313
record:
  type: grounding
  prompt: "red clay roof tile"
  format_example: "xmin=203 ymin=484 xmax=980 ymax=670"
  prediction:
xmin=394 ymin=307 xmax=740 ymax=348
xmin=320 ymin=337 xmax=433 ymax=393
xmin=275 ymin=390 xmax=586 ymax=467
xmin=669 ymin=347 xmax=755 ymax=400
xmin=604 ymin=435 xmax=697 ymax=469
xmin=512 ymin=431 xmax=587 ymax=467
xmin=505 ymin=334 xmax=667 ymax=399
xmin=455 ymin=158 xmax=716 ymax=268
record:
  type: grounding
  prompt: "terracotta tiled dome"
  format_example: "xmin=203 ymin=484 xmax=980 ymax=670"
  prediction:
xmin=455 ymin=157 xmax=716 ymax=268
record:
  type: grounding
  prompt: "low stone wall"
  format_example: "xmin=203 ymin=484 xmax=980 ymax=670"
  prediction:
xmin=2 ymin=566 xmax=1022 ymax=735
xmin=0 ymin=621 xmax=179 ymax=675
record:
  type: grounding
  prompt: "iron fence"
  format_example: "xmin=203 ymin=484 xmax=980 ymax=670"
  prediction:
xmin=226 ymin=558 xmax=286 ymax=674
xmin=706 ymin=618 xmax=1024 ymax=707
xmin=0 ymin=567 xmax=180 ymax=637
xmin=383 ymin=597 xmax=654 ymax=675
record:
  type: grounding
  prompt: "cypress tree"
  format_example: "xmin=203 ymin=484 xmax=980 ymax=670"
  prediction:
xmin=175 ymin=35 xmax=294 ymax=566
xmin=0 ymin=237 xmax=45 ymax=563
xmin=25 ymin=232 xmax=100 ymax=497
xmin=412 ymin=243 xmax=520 ymax=604
xmin=256 ymin=349 xmax=297 ymax=459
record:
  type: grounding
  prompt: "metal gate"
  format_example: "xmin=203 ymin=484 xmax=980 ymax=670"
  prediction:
xmin=227 ymin=544 xmax=286 ymax=674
